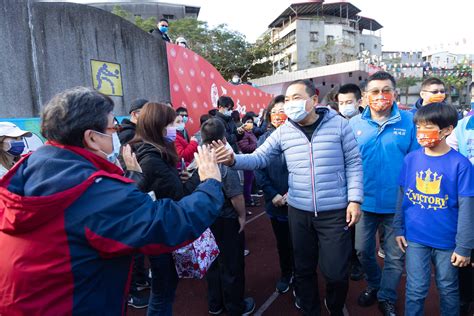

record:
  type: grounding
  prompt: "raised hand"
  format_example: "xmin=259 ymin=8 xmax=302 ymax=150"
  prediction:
xmin=122 ymin=144 xmax=142 ymax=173
xmin=194 ymin=145 xmax=221 ymax=182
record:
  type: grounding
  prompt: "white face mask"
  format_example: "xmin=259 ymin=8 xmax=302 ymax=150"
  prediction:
xmin=224 ymin=109 xmax=233 ymax=117
xmin=284 ymin=99 xmax=309 ymax=122
xmin=340 ymin=103 xmax=359 ymax=118
xmin=94 ymin=131 xmax=121 ymax=163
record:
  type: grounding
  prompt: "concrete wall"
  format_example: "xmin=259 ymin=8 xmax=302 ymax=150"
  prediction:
xmin=0 ymin=0 xmax=170 ymax=117
xmin=0 ymin=0 xmax=38 ymax=117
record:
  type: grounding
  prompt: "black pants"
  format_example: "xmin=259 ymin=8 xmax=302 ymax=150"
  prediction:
xmin=270 ymin=216 xmax=294 ymax=278
xmin=350 ymin=226 xmax=361 ymax=267
xmin=288 ymin=206 xmax=351 ymax=316
xmin=207 ymin=217 xmax=245 ymax=316
xmin=459 ymin=250 xmax=474 ymax=304
xmin=130 ymin=253 xmax=147 ymax=295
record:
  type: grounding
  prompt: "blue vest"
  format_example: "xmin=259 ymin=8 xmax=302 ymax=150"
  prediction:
xmin=455 ymin=116 xmax=474 ymax=164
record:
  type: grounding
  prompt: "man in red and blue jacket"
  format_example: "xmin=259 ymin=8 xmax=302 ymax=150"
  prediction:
xmin=0 ymin=87 xmax=224 ymax=315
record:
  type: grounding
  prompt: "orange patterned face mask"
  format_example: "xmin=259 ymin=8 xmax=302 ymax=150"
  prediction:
xmin=428 ymin=94 xmax=446 ymax=104
xmin=417 ymin=129 xmax=442 ymax=147
xmin=270 ymin=113 xmax=288 ymax=128
xmin=368 ymin=93 xmax=393 ymax=112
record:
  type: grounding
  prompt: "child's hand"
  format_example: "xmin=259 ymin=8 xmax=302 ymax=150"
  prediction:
xmin=395 ymin=236 xmax=408 ymax=253
xmin=451 ymin=252 xmax=471 ymax=267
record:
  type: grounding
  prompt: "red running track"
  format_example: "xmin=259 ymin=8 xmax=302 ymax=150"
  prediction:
xmin=128 ymin=203 xmax=469 ymax=316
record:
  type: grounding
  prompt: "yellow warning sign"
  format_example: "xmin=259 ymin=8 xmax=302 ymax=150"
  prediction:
xmin=91 ymin=60 xmax=123 ymax=96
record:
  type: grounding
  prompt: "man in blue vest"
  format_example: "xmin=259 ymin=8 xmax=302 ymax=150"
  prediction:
xmin=350 ymin=71 xmax=419 ymax=316
xmin=447 ymin=81 xmax=474 ymax=315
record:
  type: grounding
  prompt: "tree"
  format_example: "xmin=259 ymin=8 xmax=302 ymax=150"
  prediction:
xmin=434 ymin=64 xmax=472 ymax=106
xmin=170 ymin=19 xmax=273 ymax=80
xmin=111 ymin=7 xmax=273 ymax=80
xmin=397 ymin=76 xmax=419 ymax=105
xmin=111 ymin=5 xmax=156 ymax=32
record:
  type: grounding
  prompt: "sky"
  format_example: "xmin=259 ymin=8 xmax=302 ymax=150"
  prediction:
xmin=54 ymin=0 xmax=472 ymax=53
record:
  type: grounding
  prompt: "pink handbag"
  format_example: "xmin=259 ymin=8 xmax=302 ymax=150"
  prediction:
xmin=172 ymin=228 xmax=220 ymax=279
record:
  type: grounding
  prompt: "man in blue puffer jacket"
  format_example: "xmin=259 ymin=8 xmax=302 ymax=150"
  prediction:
xmin=215 ymin=80 xmax=364 ymax=316
xmin=349 ymin=71 xmax=419 ymax=316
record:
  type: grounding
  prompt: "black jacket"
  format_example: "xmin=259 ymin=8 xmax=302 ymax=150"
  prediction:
xmin=134 ymin=142 xmax=199 ymax=200
xmin=151 ymin=28 xmax=171 ymax=42
xmin=254 ymin=127 xmax=289 ymax=218
xmin=119 ymin=119 xmax=136 ymax=145
xmin=215 ymin=112 xmax=242 ymax=153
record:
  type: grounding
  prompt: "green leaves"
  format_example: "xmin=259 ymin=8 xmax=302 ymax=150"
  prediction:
xmin=112 ymin=5 xmax=156 ymax=32
xmin=170 ymin=19 xmax=273 ymax=80
xmin=112 ymin=6 xmax=273 ymax=81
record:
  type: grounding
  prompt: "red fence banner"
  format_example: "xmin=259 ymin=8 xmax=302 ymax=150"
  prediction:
xmin=167 ymin=43 xmax=273 ymax=134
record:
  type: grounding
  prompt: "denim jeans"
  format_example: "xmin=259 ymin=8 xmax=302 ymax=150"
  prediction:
xmin=147 ymin=253 xmax=178 ymax=316
xmin=355 ymin=211 xmax=404 ymax=303
xmin=405 ymin=242 xmax=459 ymax=316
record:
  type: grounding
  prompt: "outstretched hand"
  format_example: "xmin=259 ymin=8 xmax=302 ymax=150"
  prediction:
xmin=211 ymin=140 xmax=235 ymax=166
xmin=194 ymin=145 xmax=221 ymax=182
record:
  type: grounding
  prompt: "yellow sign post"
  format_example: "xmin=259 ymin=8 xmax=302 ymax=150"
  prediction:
xmin=90 ymin=60 xmax=123 ymax=96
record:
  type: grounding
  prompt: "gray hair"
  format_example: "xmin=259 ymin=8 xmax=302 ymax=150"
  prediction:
xmin=41 ymin=87 xmax=114 ymax=147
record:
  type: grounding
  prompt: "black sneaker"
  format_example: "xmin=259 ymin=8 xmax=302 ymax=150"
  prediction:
xmin=127 ymin=293 xmax=149 ymax=309
xmin=357 ymin=287 xmax=378 ymax=307
xmin=378 ymin=301 xmax=396 ymax=316
xmin=324 ymin=298 xmax=349 ymax=316
xmin=134 ymin=279 xmax=151 ymax=291
xmin=208 ymin=307 xmax=224 ymax=315
xmin=460 ymin=301 xmax=471 ymax=316
xmin=242 ymin=297 xmax=255 ymax=316
xmin=293 ymin=289 xmax=302 ymax=310
xmin=276 ymin=275 xmax=293 ymax=294
xmin=350 ymin=263 xmax=365 ymax=281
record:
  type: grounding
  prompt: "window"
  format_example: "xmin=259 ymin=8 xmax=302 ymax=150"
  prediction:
xmin=276 ymin=30 xmax=296 ymax=51
xmin=163 ymin=14 xmax=175 ymax=20
xmin=326 ymin=35 xmax=334 ymax=43
xmin=310 ymin=32 xmax=319 ymax=42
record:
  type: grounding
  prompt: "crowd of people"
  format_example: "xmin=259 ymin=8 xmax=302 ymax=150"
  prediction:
xmin=0 ymin=71 xmax=473 ymax=316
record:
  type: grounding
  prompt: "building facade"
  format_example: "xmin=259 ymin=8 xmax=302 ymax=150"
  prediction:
xmin=265 ymin=1 xmax=382 ymax=74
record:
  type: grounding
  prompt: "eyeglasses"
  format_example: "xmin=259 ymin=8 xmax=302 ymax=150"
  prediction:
xmin=179 ymin=114 xmax=189 ymax=117
xmin=110 ymin=118 xmax=122 ymax=133
xmin=422 ymin=90 xmax=446 ymax=94
xmin=366 ymin=88 xmax=394 ymax=96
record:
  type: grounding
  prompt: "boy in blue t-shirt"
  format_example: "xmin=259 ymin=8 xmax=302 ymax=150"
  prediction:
xmin=394 ymin=103 xmax=474 ymax=316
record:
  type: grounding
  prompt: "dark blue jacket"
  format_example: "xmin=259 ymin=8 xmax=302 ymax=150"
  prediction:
xmin=409 ymin=97 xmax=424 ymax=115
xmin=0 ymin=145 xmax=223 ymax=315
xmin=254 ymin=127 xmax=289 ymax=218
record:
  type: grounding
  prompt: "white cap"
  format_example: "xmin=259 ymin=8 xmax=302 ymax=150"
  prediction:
xmin=0 ymin=122 xmax=32 ymax=138
xmin=176 ymin=37 xmax=187 ymax=44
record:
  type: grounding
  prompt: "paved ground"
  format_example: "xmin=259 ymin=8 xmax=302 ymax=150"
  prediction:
xmin=128 ymin=203 xmax=472 ymax=316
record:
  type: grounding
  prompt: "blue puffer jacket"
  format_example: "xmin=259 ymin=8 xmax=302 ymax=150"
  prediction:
xmin=254 ymin=127 xmax=289 ymax=218
xmin=233 ymin=107 xmax=364 ymax=215
xmin=349 ymin=103 xmax=419 ymax=214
